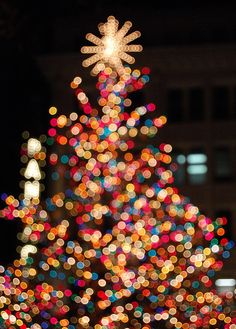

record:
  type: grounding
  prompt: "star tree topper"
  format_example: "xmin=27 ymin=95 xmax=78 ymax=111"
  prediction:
xmin=81 ymin=15 xmax=142 ymax=75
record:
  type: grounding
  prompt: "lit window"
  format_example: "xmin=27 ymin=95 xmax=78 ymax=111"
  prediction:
xmin=177 ymin=154 xmax=186 ymax=164
xmin=187 ymin=151 xmax=207 ymax=184
xmin=187 ymin=153 xmax=207 ymax=164
xmin=172 ymin=151 xmax=186 ymax=185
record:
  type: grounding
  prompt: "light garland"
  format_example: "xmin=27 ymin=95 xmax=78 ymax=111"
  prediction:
xmin=0 ymin=16 xmax=235 ymax=329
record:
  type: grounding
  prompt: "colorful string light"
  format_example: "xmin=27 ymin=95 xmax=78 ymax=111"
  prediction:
xmin=0 ymin=17 xmax=235 ymax=329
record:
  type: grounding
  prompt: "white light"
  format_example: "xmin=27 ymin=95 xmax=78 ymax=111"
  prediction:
xmin=215 ymin=278 xmax=236 ymax=294
xmin=9 ymin=315 xmax=16 ymax=324
xmin=24 ymin=181 xmax=40 ymax=199
xmin=27 ymin=138 xmax=41 ymax=156
xmin=103 ymin=36 xmax=116 ymax=57
xmin=21 ymin=244 xmax=37 ymax=259
xmin=176 ymin=154 xmax=186 ymax=164
xmin=24 ymin=159 xmax=41 ymax=180
xmin=187 ymin=164 xmax=208 ymax=175
xmin=1 ymin=311 xmax=9 ymax=320
xmin=211 ymin=245 xmax=219 ymax=253
xmin=187 ymin=153 xmax=207 ymax=164
xmin=215 ymin=279 xmax=236 ymax=287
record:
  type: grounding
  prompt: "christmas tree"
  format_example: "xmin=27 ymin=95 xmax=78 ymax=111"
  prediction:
xmin=0 ymin=15 xmax=236 ymax=329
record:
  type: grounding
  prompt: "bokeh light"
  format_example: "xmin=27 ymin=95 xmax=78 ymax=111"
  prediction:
xmin=0 ymin=16 xmax=235 ymax=329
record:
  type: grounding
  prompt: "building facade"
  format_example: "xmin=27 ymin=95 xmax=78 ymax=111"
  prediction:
xmin=37 ymin=43 xmax=236 ymax=277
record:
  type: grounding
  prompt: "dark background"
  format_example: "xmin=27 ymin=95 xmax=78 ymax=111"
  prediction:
xmin=0 ymin=0 xmax=236 ymax=263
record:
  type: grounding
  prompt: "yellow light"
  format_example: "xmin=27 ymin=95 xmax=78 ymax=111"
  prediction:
xmin=49 ymin=106 xmax=57 ymax=115
xmin=81 ymin=16 xmax=142 ymax=75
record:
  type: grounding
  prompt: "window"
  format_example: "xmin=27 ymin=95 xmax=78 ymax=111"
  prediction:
xmin=214 ymin=147 xmax=232 ymax=181
xmin=187 ymin=151 xmax=207 ymax=184
xmin=212 ymin=86 xmax=230 ymax=120
xmin=166 ymin=89 xmax=184 ymax=122
xmin=188 ymin=87 xmax=204 ymax=121
xmin=172 ymin=149 xmax=208 ymax=186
